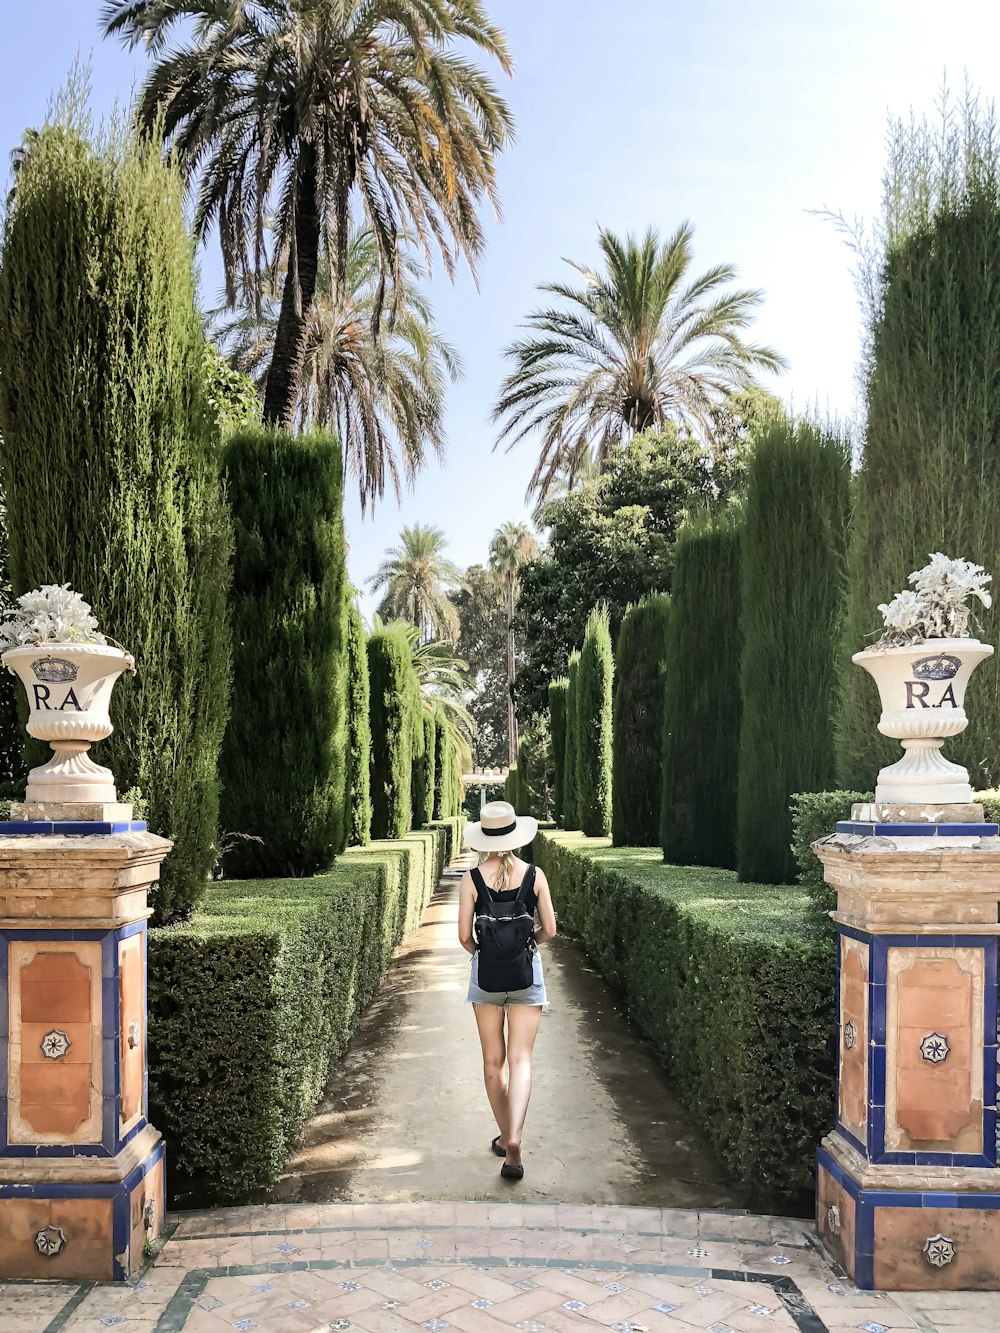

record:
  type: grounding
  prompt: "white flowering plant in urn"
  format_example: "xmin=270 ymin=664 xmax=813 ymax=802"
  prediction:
xmin=856 ymin=555 xmax=994 ymax=804
xmin=0 ymin=585 xmax=135 ymax=804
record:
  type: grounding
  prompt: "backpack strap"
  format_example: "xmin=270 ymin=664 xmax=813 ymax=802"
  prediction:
xmin=470 ymin=865 xmax=495 ymax=917
xmin=510 ymin=863 xmax=536 ymax=911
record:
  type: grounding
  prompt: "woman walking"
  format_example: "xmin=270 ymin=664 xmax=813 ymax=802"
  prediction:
xmin=458 ymin=801 xmax=557 ymax=1181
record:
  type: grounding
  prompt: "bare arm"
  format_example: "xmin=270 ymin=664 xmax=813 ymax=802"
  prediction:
xmin=533 ymin=868 xmax=557 ymax=945
xmin=457 ymin=871 xmax=477 ymax=955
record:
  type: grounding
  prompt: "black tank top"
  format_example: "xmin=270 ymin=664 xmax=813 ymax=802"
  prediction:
xmin=471 ymin=865 xmax=537 ymax=919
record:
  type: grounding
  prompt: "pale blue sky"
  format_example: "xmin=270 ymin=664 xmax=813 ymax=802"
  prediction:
xmin=3 ymin=2 xmax=1000 ymax=614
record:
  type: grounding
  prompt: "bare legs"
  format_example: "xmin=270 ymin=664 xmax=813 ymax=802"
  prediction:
xmin=504 ymin=1004 xmax=541 ymax=1167
xmin=473 ymin=1003 xmax=509 ymax=1146
xmin=473 ymin=1002 xmax=542 ymax=1169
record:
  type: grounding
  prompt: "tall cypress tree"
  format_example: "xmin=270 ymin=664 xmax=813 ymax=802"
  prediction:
xmin=0 ymin=120 xmax=231 ymax=921
xmin=548 ymin=678 xmax=569 ymax=825
xmin=563 ymin=651 xmax=581 ymax=829
xmin=612 ymin=595 xmax=671 ymax=846
xmin=347 ymin=602 xmax=372 ymax=846
xmin=838 ymin=98 xmax=1000 ymax=790
xmin=421 ymin=712 xmax=436 ymax=828
xmin=661 ymin=509 xmax=742 ymax=869
xmin=433 ymin=711 xmax=449 ymax=820
xmin=736 ymin=421 xmax=850 ymax=883
xmin=368 ymin=624 xmax=415 ymax=838
xmin=576 ymin=605 xmax=613 ymax=837
xmin=220 ymin=425 xmax=349 ymax=875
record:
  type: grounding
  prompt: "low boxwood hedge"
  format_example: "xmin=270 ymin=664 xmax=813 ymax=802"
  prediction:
xmin=148 ymin=818 xmax=463 ymax=1205
xmin=533 ymin=829 xmax=835 ymax=1205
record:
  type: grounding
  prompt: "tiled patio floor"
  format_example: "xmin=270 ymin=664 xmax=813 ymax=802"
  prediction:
xmin=2 ymin=1201 xmax=995 ymax=1333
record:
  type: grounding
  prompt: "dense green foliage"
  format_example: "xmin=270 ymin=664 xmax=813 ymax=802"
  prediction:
xmin=790 ymin=790 xmax=871 ymax=916
xmin=432 ymin=712 xmax=462 ymax=819
xmin=534 ymin=829 xmax=834 ymax=1204
xmin=368 ymin=625 xmax=417 ymax=838
xmin=517 ymin=429 xmax=721 ymax=718
xmin=661 ymin=509 xmax=742 ymax=868
xmin=838 ymin=99 xmax=1000 ymax=789
xmin=148 ymin=819 xmax=463 ymax=1204
xmin=612 ymin=595 xmax=671 ymax=846
xmin=418 ymin=713 xmax=437 ymax=832
xmin=0 ymin=122 xmax=231 ymax=922
xmin=452 ymin=564 xmax=510 ymax=768
xmin=504 ymin=763 xmax=519 ymax=808
xmin=737 ymin=422 xmax=850 ymax=883
xmin=220 ymin=426 xmax=348 ymax=876
xmin=347 ymin=603 xmax=372 ymax=846
xmin=515 ymin=715 xmax=554 ymax=818
xmin=575 ymin=606 xmax=614 ymax=836
xmin=562 ymin=651 xmax=581 ymax=828
xmin=548 ymin=678 xmax=569 ymax=825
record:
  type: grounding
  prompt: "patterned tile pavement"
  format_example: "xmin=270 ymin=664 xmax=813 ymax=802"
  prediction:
xmin=1 ymin=1202 xmax=994 ymax=1333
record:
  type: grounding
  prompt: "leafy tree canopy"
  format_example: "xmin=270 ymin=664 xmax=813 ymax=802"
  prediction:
xmin=451 ymin=564 xmax=510 ymax=769
xmin=515 ymin=425 xmax=725 ymax=717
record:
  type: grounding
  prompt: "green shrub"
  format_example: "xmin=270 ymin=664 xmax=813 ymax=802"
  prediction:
xmin=661 ymin=509 xmax=742 ymax=868
xmin=534 ymin=829 xmax=834 ymax=1204
xmin=548 ymin=678 xmax=569 ymax=825
xmin=837 ymin=100 xmax=1000 ymax=790
xmin=563 ymin=652 xmax=581 ymax=829
xmin=505 ymin=763 xmax=519 ymax=807
xmin=517 ymin=715 xmax=554 ymax=818
xmin=368 ymin=625 xmax=417 ymax=837
xmin=347 ymin=603 xmax=372 ymax=846
xmin=418 ymin=713 xmax=437 ymax=831
xmin=0 ymin=120 xmax=232 ymax=922
xmin=576 ymin=606 xmax=613 ymax=837
xmin=220 ymin=426 xmax=348 ymax=876
xmin=979 ymin=790 xmax=1000 ymax=825
xmin=612 ymin=595 xmax=671 ymax=846
xmin=737 ymin=421 xmax=851 ymax=884
xmin=148 ymin=820 xmax=462 ymax=1204
xmin=790 ymin=790 xmax=870 ymax=916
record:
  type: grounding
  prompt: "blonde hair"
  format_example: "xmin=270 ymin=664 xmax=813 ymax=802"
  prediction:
xmin=479 ymin=848 xmax=516 ymax=892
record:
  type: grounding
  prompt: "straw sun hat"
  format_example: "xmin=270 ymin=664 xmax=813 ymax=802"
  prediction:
xmin=463 ymin=800 xmax=538 ymax=854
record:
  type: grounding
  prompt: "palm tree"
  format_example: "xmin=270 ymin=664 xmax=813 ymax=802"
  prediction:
xmin=493 ymin=225 xmax=786 ymax=502
xmin=101 ymin=0 xmax=513 ymax=428
xmin=368 ymin=525 xmax=464 ymax=643
xmin=371 ymin=614 xmax=475 ymax=766
xmin=211 ymin=226 xmax=461 ymax=509
xmin=489 ymin=520 xmax=539 ymax=765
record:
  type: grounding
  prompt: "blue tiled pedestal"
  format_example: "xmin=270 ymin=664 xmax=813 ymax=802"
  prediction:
xmin=813 ymin=814 xmax=1000 ymax=1289
xmin=0 ymin=825 xmax=171 ymax=1281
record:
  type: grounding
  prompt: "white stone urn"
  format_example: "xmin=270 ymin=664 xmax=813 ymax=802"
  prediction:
xmin=853 ymin=638 xmax=994 ymax=802
xmin=2 ymin=644 xmax=134 ymax=802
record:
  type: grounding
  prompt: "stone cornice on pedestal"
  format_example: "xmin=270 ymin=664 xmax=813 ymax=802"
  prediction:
xmin=822 ymin=1131 xmax=1000 ymax=1193
xmin=0 ymin=830 xmax=173 ymax=927
xmin=0 ymin=1124 xmax=163 ymax=1187
xmin=813 ymin=832 xmax=1000 ymax=928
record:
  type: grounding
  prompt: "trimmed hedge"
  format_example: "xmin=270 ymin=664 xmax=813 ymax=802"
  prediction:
xmin=790 ymin=790 xmax=870 ymax=916
xmin=0 ymin=122 xmax=232 ymax=923
xmin=576 ymin=605 xmax=613 ymax=837
xmin=534 ymin=829 xmax=835 ymax=1204
xmin=661 ymin=509 xmax=743 ymax=868
xmin=417 ymin=713 xmax=437 ymax=831
xmin=612 ymin=595 xmax=670 ymax=847
xmin=737 ymin=421 xmax=850 ymax=884
xmin=368 ymin=624 xmax=417 ymax=838
xmin=148 ymin=818 xmax=464 ymax=1204
xmin=220 ymin=425 xmax=349 ymax=876
xmin=548 ymin=679 xmax=568 ymax=826
xmin=563 ymin=651 xmax=581 ymax=828
xmin=347 ymin=603 xmax=373 ymax=846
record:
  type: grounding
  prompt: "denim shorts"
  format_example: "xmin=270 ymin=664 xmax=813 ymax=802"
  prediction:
xmin=467 ymin=949 xmax=547 ymax=1008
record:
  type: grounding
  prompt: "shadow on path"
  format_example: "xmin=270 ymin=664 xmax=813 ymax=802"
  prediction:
xmin=268 ymin=855 xmax=748 ymax=1209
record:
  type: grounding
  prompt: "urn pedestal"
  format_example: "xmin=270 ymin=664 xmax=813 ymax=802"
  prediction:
xmin=0 ymin=822 xmax=171 ymax=1281
xmin=813 ymin=804 xmax=1000 ymax=1289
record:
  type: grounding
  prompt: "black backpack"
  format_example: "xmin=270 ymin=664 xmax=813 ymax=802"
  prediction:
xmin=473 ymin=864 xmax=537 ymax=991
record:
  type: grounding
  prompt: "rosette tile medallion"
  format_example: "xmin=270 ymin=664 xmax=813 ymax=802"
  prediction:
xmin=0 ymin=587 xmax=171 ymax=1281
xmin=813 ymin=556 xmax=1000 ymax=1290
